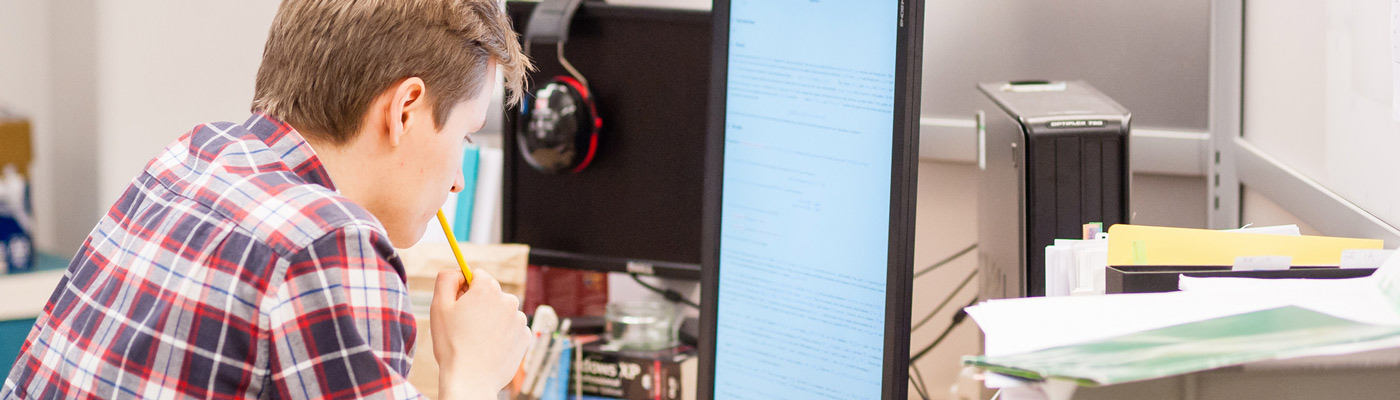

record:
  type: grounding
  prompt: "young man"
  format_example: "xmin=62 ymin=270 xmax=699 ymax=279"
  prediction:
xmin=3 ymin=0 xmax=532 ymax=398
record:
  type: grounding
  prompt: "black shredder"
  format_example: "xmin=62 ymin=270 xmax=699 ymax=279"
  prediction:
xmin=976 ymin=81 xmax=1131 ymax=299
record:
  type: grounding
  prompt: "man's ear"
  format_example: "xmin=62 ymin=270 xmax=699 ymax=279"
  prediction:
xmin=386 ymin=77 xmax=428 ymax=147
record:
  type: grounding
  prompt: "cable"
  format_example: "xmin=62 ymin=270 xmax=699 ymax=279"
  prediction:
xmin=910 ymin=363 xmax=932 ymax=400
xmin=913 ymin=243 xmax=977 ymax=279
xmin=911 ymin=269 xmax=978 ymax=332
xmin=910 ymin=297 xmax=980 ymax=363
xmin=907 ymin=374 xmax=930 ymax=400
xmin=630 ymin=273 xmax=699 ymax=309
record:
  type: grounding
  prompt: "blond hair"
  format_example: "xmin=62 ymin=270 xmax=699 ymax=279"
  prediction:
xmin=252 ymin=0 xmax=531 ymax=145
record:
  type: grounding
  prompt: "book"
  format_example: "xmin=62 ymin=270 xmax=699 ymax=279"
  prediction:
xmin=452 ymin=145 xmax=480 ymax=241
xmin=569 ymin=343 xmax=694 ymax=400
xmin=539 ymin=337 xmax=573 ymax=400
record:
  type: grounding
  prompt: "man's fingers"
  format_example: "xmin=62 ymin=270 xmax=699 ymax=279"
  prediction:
xmin=469 ymin=269 xmax=502 ymax=294
xmin=506 ymin=293 xmax=521 ymax=311
xmin=513 ymin=322 xmax=532 ymax=362
xmin=434 ymin=270 xmax=465 ymax=305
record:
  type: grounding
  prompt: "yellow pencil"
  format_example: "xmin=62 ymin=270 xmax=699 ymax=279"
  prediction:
xmin=436 ymin=209 xmax=474 ymax=285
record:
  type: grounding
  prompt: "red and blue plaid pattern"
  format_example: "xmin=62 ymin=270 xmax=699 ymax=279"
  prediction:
xmin=3 ymin=114 xmax=424 ymax=399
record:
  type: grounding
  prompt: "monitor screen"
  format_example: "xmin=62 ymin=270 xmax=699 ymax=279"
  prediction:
xmin=700 ymin=0 xmax=921 ymax=398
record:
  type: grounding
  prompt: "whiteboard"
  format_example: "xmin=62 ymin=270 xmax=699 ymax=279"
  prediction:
xmin=1243 ymin=0 xmax=1400 ymax=229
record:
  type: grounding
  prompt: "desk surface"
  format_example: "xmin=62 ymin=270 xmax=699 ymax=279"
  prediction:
xmin=1 ymin=252 xmax=68 ymax=321
xmin=0 ymin=252 xmax=67 ymax=379
xmin=1053 ymin=366 xmax=1400 ymax=400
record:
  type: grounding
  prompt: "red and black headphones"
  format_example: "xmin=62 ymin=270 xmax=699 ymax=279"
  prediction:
xmin=518 ymin=0 xmax=601 ymax=174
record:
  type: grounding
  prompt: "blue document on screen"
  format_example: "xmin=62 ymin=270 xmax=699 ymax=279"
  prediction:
xmin=713 ymin=0 xmax=899 ymax=398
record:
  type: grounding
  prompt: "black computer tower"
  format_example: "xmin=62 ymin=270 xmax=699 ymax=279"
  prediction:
xmin=976 ymin=81 xmax=1130 ymax=299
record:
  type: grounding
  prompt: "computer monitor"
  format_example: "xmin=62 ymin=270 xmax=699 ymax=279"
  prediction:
xmin=502 ymin=1 xmax=712 ymax=279
xmin=698 ymin=0 xmax=923 ymax=398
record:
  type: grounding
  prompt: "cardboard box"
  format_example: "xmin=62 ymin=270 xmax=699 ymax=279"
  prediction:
xmin=570 ymin=342 xmax=694 ymax=400
xmin=0 ymin=111 xmax=34 ymax=274
xmin=396 ymin=241 xmax=529 ymax=301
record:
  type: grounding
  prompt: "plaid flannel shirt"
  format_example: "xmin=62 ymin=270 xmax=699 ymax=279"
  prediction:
xmin=3 ymin=113 xmax=424 ymax=399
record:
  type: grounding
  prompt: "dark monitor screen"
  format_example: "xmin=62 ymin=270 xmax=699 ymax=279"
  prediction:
xmin=502 ymin=2 xmax=711 ymax=279
xmin=699 ymin=0 xmax=923 ymax=398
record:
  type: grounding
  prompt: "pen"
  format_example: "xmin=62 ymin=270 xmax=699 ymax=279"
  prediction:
xmin=436 ymin=209 xmax=474 ymax=285
xmin=525 ymin=318 xmax=571 ymax=397
xmin=520 ymin=306 xmax=559 ymax=398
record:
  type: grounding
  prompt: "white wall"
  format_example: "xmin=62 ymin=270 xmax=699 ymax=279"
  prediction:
xmin=1242 ymin=0 xmax=1400 ymax=230
xmin=47 ymin=0 xmax=102 ymax=258
xmin=0 ymin=0 xmax=273 ymax=257
xmin=93 ymin=1 xmax=280 ymax=208
xmin=0 ymin=0 xmax=103 ymax=257
xmin=1242 ymin=188 xmax=1323 ymax=236
xmin=1133 ymin=174 xmax=1208 ymax=229
xmin=0 ymin=0 xmax=54 ymax=251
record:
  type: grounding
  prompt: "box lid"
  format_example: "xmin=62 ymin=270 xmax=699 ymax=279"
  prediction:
xmin=0 ymin=115 xmax=32 ymax=178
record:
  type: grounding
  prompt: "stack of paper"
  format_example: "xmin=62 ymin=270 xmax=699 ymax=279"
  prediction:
xmin=965 ymin=239 xmax=1400 ymax=388
xmin=972 ymin=306 xmax=1400 ymax=386
xmin=1106 ymin=224 xmax=1380 ymax=267
xmin=1044 ymin=224 xmax=1320 ymax=296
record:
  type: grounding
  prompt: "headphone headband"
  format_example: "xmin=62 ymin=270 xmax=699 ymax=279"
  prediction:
xmin=523 ymin=0 xmax=589 ymax=87
xmin=523 ymin=0 xmax=585 ymax=48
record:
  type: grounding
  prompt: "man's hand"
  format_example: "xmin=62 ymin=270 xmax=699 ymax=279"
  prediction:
xmin=430 ymin=269 xmax=530 ymax=400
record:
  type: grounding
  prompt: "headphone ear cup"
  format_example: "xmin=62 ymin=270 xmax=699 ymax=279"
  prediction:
xmin=516 ymin=77 xmax=600 ymax=174
xmin=562 ymin=78 xmax=600 ymax=173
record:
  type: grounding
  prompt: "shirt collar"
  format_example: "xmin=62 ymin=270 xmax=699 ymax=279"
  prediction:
xmin=243 ymin=112 xmax=336 ymax=191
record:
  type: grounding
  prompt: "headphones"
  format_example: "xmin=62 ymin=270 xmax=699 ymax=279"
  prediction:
xmin=518 ymin=0 xmax=601 ymax=174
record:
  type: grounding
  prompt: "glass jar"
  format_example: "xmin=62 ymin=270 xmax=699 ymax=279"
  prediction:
xmin=605 ymin=301 xmax=679 ymax=351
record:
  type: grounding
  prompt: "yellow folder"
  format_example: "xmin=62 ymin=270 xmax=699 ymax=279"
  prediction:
xmin=1106 ymin=224 xmax=1383 ymax=266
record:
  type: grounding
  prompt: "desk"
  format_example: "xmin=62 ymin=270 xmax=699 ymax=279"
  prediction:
xmin=989 ymin=344 xmax=1400 ymax=400
xmin=1039 ymin=366 xmax=1400 ymax=400
xmin=0 ymin=252 xmax=69 ymax=377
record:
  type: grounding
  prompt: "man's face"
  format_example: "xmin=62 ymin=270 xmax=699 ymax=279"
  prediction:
xmin=380 ymin=61 xmax=496 ymax=247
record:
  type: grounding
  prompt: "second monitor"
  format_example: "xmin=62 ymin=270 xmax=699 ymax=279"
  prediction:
xmin=502 ymin=1 xmax=712 ymax=279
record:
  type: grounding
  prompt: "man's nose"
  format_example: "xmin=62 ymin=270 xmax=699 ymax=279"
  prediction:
xmin=450 ymin=168 xmax=466 ymax=193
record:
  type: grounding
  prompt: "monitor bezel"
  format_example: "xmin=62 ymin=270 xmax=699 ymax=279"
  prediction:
xmin=697 ymin=0 xmax=923 ymax=398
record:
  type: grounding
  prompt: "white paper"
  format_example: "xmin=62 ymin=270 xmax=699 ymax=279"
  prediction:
xmin=1043 ymin=239 xmax=1107 ymax=297
xmin=1231 ymin=255 xmax=1292 ymax=271
xmin=1342 ymin=249 xmax=1397 ymax=268
xmin=1044 ymin=244 xmax=1075 ymax=297
xmin=1073 ymin=242 xmax=1108 ymax=294
xmin=1229 ymin=224 xmax=1301 ymax=236
xmin=967 ymin=290 xmax=1295 ymax=357
xmin=1178 ymin=275 xmax=1400 ymax=326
